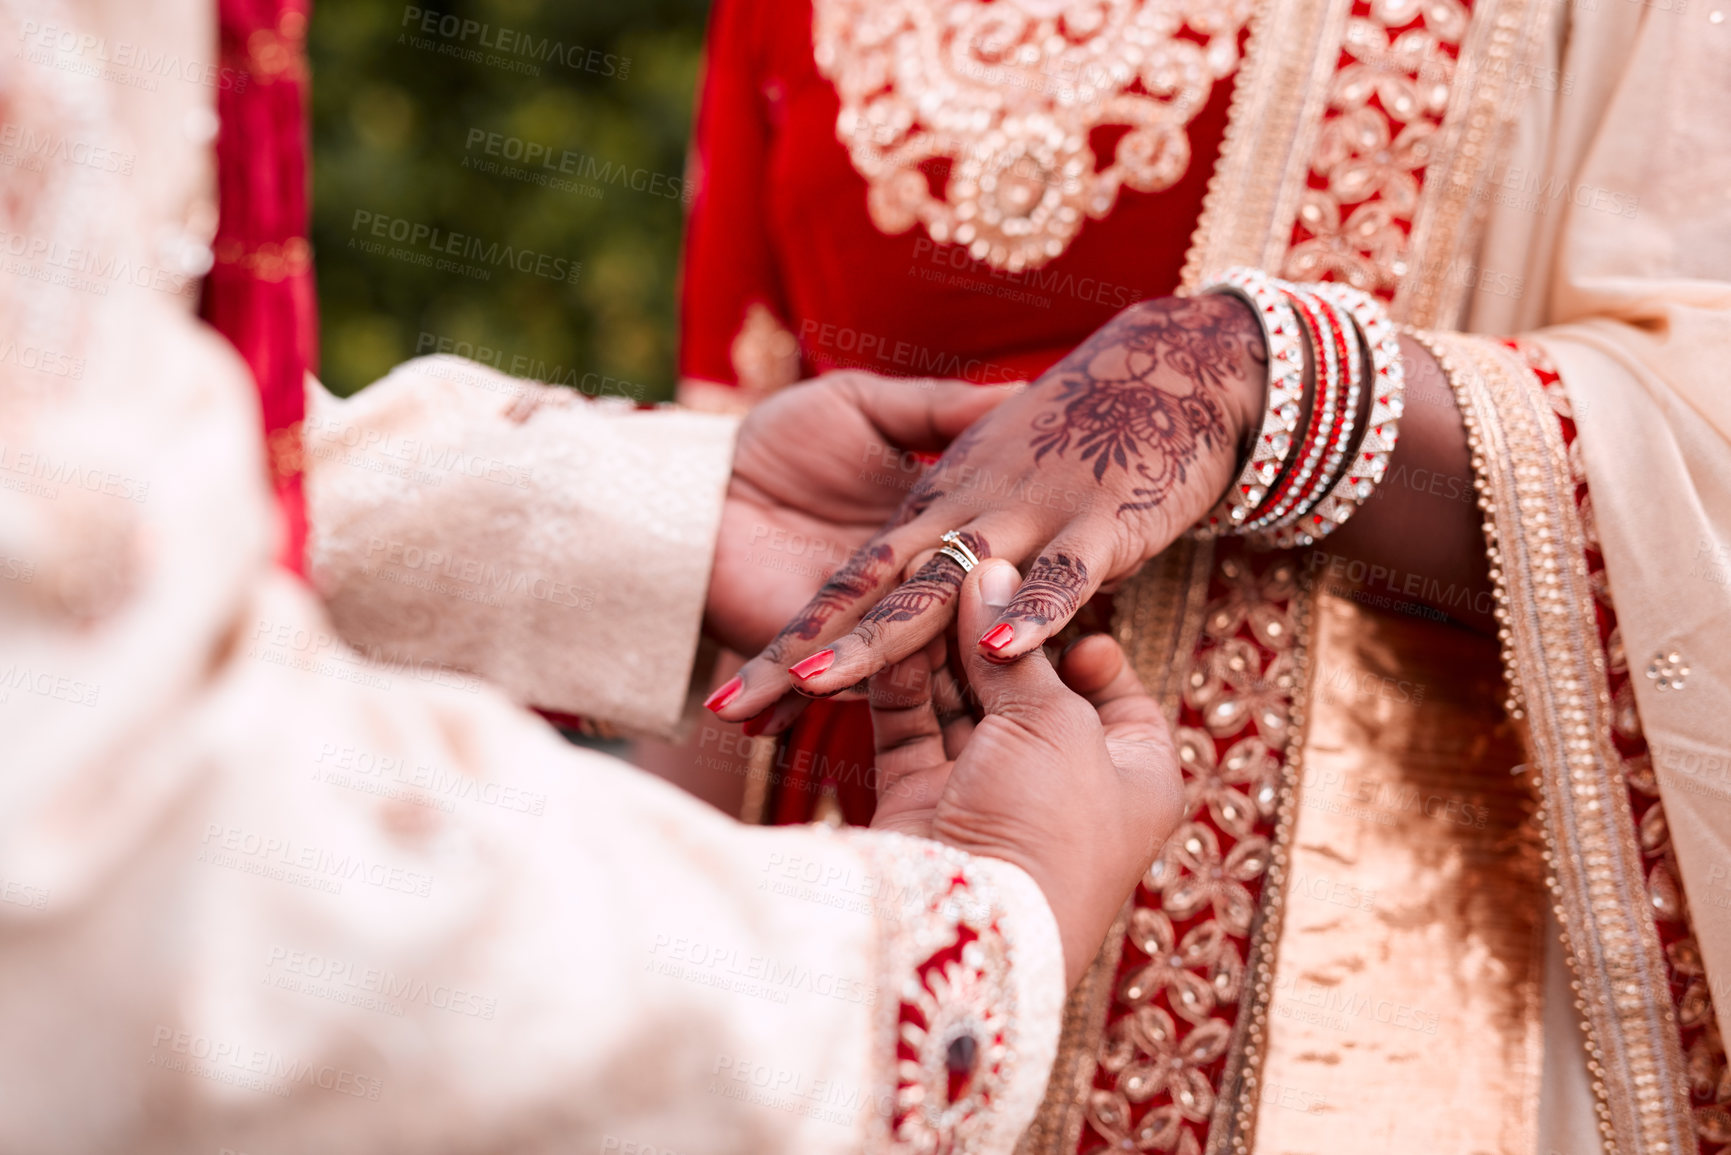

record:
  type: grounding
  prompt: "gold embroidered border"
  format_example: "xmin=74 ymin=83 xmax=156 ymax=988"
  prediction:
xmin=1417 ymin=331 xmax=1693 ymax=1155
xmin=1394 ymin=0 xmax=1562 ymax=326
xmin=738 ymin=729 xmax=776 ymax=825
xmin=1178 ymin=0 xmax=1353 ymax=293
xmin=1185 ymin=0 xmax=1562 ymax=323
xmin=1097 ymin=539 xmax=1317 ymax=1155
xmin=1019 ymin=541 xmax=1220 ymax=1155
xmin=1014 ymin=903 xmax=1132 ymax=1155
xmin=1206 ymin=574 xmax=1315 ymax=1155
xmin=1118 ymin=538 xmax=1220 ymax=709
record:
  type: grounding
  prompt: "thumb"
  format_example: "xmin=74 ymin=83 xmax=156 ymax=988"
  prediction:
xmin=847 ymin=376 xmax=1021 ymax=453
xmin=959 ymin=559 xmax=1072 ymax=721
xmin=923 ymin=381 xmax=1021 ymax=442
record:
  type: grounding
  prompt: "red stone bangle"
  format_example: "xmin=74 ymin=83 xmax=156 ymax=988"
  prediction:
xmin=1268 ymin=281 xmax=1403 ymax=547
xmin=1193 ymin=267 xmax=1307 ymax=538
xmin=1244 ymin=282 xmax=1350 ymax=533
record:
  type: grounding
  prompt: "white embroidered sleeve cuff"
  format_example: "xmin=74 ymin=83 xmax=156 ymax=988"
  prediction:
xmin=843 ymin=831 xmax=1066 ymax=1154
xmin=305 ymin=356 xmax=739 ymax=737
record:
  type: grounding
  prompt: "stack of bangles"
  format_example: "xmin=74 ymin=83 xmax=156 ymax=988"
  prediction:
xmin=1192 ymin=266 xmax=1406 ymax=547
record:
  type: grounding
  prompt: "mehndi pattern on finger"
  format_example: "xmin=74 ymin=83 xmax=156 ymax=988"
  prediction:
xmin=858 ymin=530 xmax=992 ymax=635
xmin=1004 ymin=552 xmax=1092 ymax=628
xmin=767 ymin=541 xmax=896 ymax=660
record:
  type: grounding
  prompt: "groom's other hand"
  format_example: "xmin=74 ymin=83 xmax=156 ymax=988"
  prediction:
xmin=704 ymin=372 xmax=1016 ymax=662
xmin=868 ymin=558 xmax=1183 ymax=987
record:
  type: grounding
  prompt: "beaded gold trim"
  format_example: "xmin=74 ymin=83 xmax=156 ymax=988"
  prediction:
xmin=845 ymin=830 xmax=1028 ymax=1155
xmin=1068 ymin=545 xmax=1305 ymax=1155
xmin=1411 ymin=330 xmax=1693 ymax=1155
xmin=1168 ymin=0 xmax=1565 ymax=1140
xmin=1178 ymin=0 xmax=1353 ymax=294
xmin=1118 ymin=536 xmax=1220 ymax=708
xmin=1179 ymin=0 xmax=1558 ymax=327
xmin=1013 ymin=903 xmax=1132 ymax=1155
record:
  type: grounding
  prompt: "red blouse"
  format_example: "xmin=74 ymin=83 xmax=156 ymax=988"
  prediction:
xmin=679 ymin=0 xmax=1236 ymax=392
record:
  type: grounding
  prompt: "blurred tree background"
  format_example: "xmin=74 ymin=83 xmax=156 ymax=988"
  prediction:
xmin=308 ymin=0 xmax=710 ymax=400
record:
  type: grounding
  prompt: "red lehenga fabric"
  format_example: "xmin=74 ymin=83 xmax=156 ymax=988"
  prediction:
xmin=200 ymin=0 xmax=317 ymax=575
xmin=681 ymin=0 xmax=1237 ymax=824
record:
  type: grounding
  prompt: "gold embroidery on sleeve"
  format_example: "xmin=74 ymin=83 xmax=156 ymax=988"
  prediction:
xmin=731 ymin=303 xmax=802 ymax=402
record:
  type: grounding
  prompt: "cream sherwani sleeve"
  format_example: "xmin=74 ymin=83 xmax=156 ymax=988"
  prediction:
xmin=0 ymin=1 xmax=1065 ymax=1152
xmin=303 ymin=360 xmax=733 ymax=736
xmin=0 ymin=332 xmax=1064 ymax=1155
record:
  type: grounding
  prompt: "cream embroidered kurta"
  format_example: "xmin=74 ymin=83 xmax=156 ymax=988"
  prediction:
xmin=305 ymin=356 xmax=738 ymax=737
xmin=0 ymin=2 xmax=1066 ymax=1152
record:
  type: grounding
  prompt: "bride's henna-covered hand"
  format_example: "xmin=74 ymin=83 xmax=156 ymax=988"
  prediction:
xmin=712 ymin=294 xmax=1268 ymax=728
xmin=703 ymin=372 xmax=1016 ymax=659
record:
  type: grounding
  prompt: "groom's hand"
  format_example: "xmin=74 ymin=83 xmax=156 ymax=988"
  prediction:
xmin=703 ymin=372 xmax=1015 ymax=661
xmin=869 ymin=558 xmax=1183 ymax=987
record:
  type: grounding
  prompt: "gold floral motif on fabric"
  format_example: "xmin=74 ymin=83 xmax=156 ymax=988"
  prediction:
xmin=1282 ymin=0 xmax=1467 ymax=295
xmin=1083 ymin=552 xmax=1297 ymax=1155
xmin=730 ymin=302 xmax=802 ymax=401
xmin=812 ymin=0 xmax=1254 ymax=273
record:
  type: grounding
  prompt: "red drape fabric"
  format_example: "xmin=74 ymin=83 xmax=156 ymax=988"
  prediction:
xmin=200 ymin=0 xmax=317 ymax=575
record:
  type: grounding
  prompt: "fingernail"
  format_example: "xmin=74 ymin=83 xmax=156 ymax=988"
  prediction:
xmin=789 ymin=649 xmax=836 ymax=680
xmin=703 ymin=676 xmax=743 ymax=713
xmin=979 ymin=622 xmax=1015 ymax=652
xmin=742 ymin=711 xmax=769 ymax=737
xmin=980 ymin=562 xmax=1019 ymax=608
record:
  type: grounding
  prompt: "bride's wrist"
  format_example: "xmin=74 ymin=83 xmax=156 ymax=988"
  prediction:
xmin=1201 ymin=291 xmax=1276 ymax=460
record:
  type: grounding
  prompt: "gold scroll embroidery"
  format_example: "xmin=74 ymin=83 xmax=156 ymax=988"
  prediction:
xmin=813 ymin=0 xmax=1254 ymax=273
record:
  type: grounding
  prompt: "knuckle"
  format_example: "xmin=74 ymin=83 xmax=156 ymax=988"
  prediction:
xmin=1051 ymin=693 xmax=1101 ymax=734
xmin=852 ymin=617 xmax=888 ymax=649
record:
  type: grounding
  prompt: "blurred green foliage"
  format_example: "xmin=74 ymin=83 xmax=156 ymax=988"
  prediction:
xmin=309 ymin=0 xmax=709 ymax=399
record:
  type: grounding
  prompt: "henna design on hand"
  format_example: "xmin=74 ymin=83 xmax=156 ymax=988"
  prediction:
xmin=888 ymin=422 xmax=990 ymax=529
xmin=1004 ymin=552 xmax=1090 ymax=626
xmin=858 ymin=529 xmax=991 ymax=635
xmin=767 ymin=541 xmax=895 ymax=659
xmin=890 ymin=473 xmax=945 ymax=529
xmin=1027 ymin=296 xmax=1257 ymax=512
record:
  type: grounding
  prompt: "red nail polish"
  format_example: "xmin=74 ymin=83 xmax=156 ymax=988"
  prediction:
xmin=742 ymin=713 xmax=768 ymax=737
xmin=789 ymin=649 xmax=836 ymax=680
xmin=979 ymin=623 xmax=1015 ymax=652
xmin=704 ymin=676 xmax=743 ymax=713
